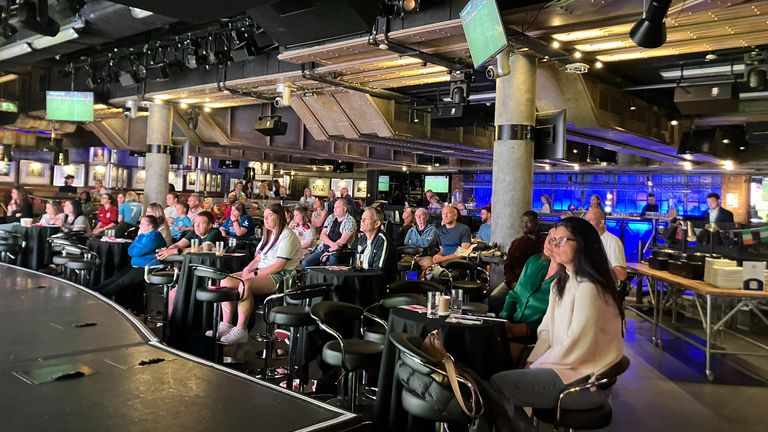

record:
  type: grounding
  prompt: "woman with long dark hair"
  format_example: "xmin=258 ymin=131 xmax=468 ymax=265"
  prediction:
xmin=214 ymin=203 xmax=303 ymax=344
xmin=489 ymin=217 xmax=623 ymax=431
xmin=4 ymin=185 xmax=33 ymax=223
xmin=59 ymin=199 xmax=90 ymax=234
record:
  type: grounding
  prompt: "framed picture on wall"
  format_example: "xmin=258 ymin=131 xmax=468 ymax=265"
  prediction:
xmin=331 ymin=178 xmax=354 ymax=195
xmin=19 ymin=160 xmax=50 ymax=185
xmin=120 ymin=167 xmax=128 ymax=189
xmin=53 ymin=164 xmax=86 ymax=187
xmin=132 ymin=168 xmax=146 ymax=190
xmin=205 ymin=172 xmax=213 ymax=192
xmin=309 ymin=177 xmax=330 ymax=197
xmin=89 ymin=147 xmax=110 ymax=164
xmin=109 ymin=165 xmax=119 ymax=189
xmin=186 ymin=171 xmax=198 ymax=191
xmin=0 ymin=161 xmax=17 ymax=183
xmin=89 ymin=165 xmax=108 ymax=186
xmin=168 ymin=170 xmax=183 ymax=192
xmin=354 ymin=181 xmax=367 ymax=198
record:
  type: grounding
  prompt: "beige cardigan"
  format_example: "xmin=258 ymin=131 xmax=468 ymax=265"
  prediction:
xmin=527 ymin=271 xmax=624 ymax=384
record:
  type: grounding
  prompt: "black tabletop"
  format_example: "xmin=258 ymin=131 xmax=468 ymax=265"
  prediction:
xmin=11 ymin=225 xmax=61 ymax=270
xmin=167 ymin=252 xmax=251 ymax=355
xmin=305 ymin=267 xmax=388 ymax=307
xmin=86 ymin=238 xmax=132 ymax=285
xmin=374 ymin=308 xmax=512 ymax=431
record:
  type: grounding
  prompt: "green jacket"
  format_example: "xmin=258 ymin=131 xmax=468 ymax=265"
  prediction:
xmin=499 ymin=253 xmax=553 ymax=334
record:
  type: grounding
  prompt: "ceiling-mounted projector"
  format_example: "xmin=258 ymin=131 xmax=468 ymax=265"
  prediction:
xmin=254 ymin=115 xmax=288 ymax=136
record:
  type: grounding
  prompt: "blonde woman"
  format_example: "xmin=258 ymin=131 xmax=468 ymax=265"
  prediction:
xmin=146 ymin=202 xmax=173 ymax=245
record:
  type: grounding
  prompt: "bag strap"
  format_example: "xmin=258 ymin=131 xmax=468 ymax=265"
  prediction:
xmin=442 ymin=357 xmax=477 ymax=417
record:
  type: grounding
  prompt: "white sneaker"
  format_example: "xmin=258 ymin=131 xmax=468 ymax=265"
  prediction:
xmin=205 ymin=322 xmax=234 ymax=340
xmin=220 ymin=326 xmax=248 ymax=344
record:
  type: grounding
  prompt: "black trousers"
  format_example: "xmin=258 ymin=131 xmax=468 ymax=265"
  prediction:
xmin=93 ymin=266 xmax=144 ymax=298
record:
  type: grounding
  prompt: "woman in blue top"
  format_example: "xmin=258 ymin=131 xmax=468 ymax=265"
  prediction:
xmin=219 ymin=202 xmax=255 ymax=238
xmin=92 ymin=215 xmax=167 ymax=306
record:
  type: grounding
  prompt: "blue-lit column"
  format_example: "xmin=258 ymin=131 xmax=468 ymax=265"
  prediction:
xmin=145 ymin=103 xmax=172 ymax=207
xmin=491 ymin=53 xmax=536 ymax=251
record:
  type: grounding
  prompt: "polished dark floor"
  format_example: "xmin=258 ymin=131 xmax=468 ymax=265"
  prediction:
xmin=143 ymin=287 xmax=768 ymax=431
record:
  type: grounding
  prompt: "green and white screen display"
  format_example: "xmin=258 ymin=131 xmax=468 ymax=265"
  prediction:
xmin=46 ymin=91 xmax=94 ymax=122
xmin=378 ymin=175 xmax=390 ymax=192
xmin=424 ymin=175 xmax=450 ymax=193
xmin=460 ymin=0 xmax=507 ymax=68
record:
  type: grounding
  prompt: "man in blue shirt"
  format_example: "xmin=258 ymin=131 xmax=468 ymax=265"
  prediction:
xmin=433 ymin=205 xmax=471 ymax=264
xmin=477 ymin=206 xmax=491 ymax=242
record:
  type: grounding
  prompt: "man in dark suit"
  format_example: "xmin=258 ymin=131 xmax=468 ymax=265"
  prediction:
xmin=702 ymin=192 xmax=734 ymax=223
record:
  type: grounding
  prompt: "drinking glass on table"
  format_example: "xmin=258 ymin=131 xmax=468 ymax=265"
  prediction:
xmin=190 ymin=239 xmax=200 ymax=253
xmin=427 ymin=291 xmax=440 ymax=318
xmin=215 ymin=241 xmax=225 ymax=256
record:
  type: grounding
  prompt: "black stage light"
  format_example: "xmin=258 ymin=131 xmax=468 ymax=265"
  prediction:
xmin=629 ymin=0 xmax=672 ymax=49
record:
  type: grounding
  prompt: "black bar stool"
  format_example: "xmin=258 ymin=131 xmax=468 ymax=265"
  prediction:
xmin=191 ymin=264 xmax=243 ymax=363
xmin=265 ymin=282 xmax=332 ymax=391
xmin=0 ymin=230 xmax=25 ymax=265
xmin=143 ymin=261 xmax=179 ymax=342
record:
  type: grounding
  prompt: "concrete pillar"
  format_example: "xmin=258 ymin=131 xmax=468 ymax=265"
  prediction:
xmin=491 ymin=53 xmax=537 ymax=252
xmin=144 ymin=103 xmax=172 ymax=207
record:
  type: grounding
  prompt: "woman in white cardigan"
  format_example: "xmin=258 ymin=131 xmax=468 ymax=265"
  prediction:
xmin=490 ymin=217 xmax=624 ymax=432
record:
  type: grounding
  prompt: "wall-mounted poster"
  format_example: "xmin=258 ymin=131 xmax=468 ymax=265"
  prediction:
xmin=0 ymin=161 xmax=17 ymax=183
xmin=205 ymin=172 xmax=213 ymax=192
xmin=309 ymin=177 xmax=330 ymax=197
xmin=109 ymin=165 xmax=119 ymax=189
xmin=331 ymin=178 xmax=354 ymax=195
xmin=53 ymin=164 xmax=85 ymax=187
xmin=354 ymin=180 xmax=367 ymax=199
xmin=132 ymin=168 xmax=146 ymax=190
xmin=19 ymin=160 xmax=50 ymax=185
xmin=186 ymin=171 xmax=198 ymax=191
xmin=119 ymin=167 xmax=129 ymax=189
xmin=89 ymin=165 xmax=108 ymax=186
xmin=89 ymin=147 xmax=110 ymax=164
xmin=169 ymin=170 xmax=183 ymax=192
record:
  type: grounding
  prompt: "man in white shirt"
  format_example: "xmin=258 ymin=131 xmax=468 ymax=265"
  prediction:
xmin=585 ymin=208 xmax=627 ymax=282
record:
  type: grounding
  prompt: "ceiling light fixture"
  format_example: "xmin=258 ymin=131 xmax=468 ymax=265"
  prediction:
xmin=551 ymin=41 xmax=560 ymax=49
xmin=670 ymin=119 xmax=679 ymax=126
xmin=594 ymin=61 xmax=603 ymax=69
xmin=629 ymin=98 xmax=637 ymax=110
xmin=629 ymin=0 xmax=671 ymax=49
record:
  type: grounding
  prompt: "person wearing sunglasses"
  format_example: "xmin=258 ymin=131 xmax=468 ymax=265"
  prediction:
xmin=489 ymin=217 xmax=624 ymax=431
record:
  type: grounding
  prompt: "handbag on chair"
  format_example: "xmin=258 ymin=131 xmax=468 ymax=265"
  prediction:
xmin=420 ymin=330 xmax=481 ymax=418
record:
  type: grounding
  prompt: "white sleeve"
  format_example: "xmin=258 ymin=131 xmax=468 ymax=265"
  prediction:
xmin=606 ymin=235 xmax=627 ymax=268
xmin=275 ymin=230 xmax=299 ymax=260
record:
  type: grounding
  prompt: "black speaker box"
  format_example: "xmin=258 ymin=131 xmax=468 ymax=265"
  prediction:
xmin=254 ymin=116 xmax=288 ymax=136
xmin=674 ymin=84 xmax=739 ymax=115
xmin=248 ymin=0 xmax=379 ymax=48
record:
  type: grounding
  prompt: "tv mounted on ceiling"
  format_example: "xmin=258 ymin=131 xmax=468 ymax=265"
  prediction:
xmin=46 ymin=91 xmax=94 ymax=122
xmin=460 ymin=0 xmax=508 ymax=69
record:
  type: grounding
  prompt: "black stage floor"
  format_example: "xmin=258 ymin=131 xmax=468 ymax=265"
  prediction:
xmin=0 ymin=264 xmax=361 ymax=432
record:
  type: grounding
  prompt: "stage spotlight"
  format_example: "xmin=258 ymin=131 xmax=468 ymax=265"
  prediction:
xmin=629 ymin=0 xmax=671 ymax=48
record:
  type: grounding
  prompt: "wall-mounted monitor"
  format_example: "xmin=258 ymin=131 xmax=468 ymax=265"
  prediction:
xmin=424 ymin=175 xmax=450 ymax=194
xmin=219 ymin=160 xmax=241 ymax=169
xmin=46 ymin=91 xmax=94 ymax=122
xmin=378 ymin=175 xmax=390 ymax=192
xmin=460 ymin=0 xmax=508 ymax=68
xmin=533 ymin=109 xmax=567 ymax=161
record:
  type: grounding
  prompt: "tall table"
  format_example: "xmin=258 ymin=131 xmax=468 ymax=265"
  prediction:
xmin=167 ymin=252 xmax=250 ymax=356
xmin=10 ymin=225 xmax=61 ymax=270
xmin=305 ymin=267 xmax=387 ymax=307
xmin=86 ymin=238 xmax=132 ymax=285
xmin=374 ymin=308 xmax=512 ymax=431
xmin=628 ymin=262 xmax=768 ymax=380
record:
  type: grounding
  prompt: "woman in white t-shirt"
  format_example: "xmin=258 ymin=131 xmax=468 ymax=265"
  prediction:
xmin=214 ymin=203 xmax=302 ymax=344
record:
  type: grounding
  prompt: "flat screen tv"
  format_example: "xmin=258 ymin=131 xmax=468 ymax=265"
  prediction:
xmin=378 ymin=175 xmax=390 ymax=192
xmin=219 ymin=160 xmax=241 ymax=169
xmin=46 ymin=91 xmax=94 ymax=122
xmin=533 ymin=109 xmax=567 ymax=161
xmin=424 ymin=175 xmax=450 ymax=194
xmin=460 ymin=0 xmax=508 ymax=68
